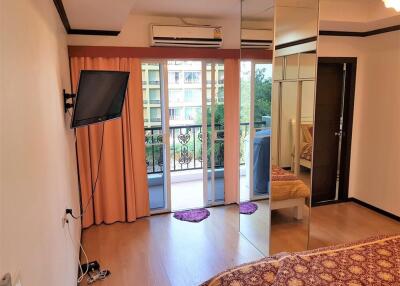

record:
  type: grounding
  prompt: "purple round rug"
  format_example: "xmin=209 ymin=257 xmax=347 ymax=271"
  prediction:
xmin=173 ymin=208 xmax=210 ymax=222
xmin=240 ymin=202 xmax=258 ymax=215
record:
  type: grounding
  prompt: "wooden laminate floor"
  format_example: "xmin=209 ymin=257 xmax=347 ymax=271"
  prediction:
xmin=80 ymin=202 xmax=400 ymax=286
xmin=80 ymin=205 xmax=264 ymax=286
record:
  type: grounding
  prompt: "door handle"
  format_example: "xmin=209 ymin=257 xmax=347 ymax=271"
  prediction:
xmin=334 ymin=131 xmax=345 ymax=137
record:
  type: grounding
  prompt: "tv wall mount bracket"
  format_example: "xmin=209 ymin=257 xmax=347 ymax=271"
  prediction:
xmin=64 ymin=89 xmax=76 ymax=113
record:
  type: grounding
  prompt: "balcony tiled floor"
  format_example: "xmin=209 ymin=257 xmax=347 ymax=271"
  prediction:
xmin=149 ymin=165 xmax=279 ymax=211
xmin=171 ymin=179 xmax=204 ymax=210
xmin=148 ymin=170 xmax=224 ymax=211
xmin=149 ymin=172 xmax=270 ymax=211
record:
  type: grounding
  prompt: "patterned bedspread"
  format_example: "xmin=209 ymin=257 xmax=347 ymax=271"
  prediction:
xmin=271 ymin=165 xmax=298 ymax=182
xmin=271 ymin=166 xmax=310 ymax=201
xmin=201 ymin=235 xmax=400 ymax=286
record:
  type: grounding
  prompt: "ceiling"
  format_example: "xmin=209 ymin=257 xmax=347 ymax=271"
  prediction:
xmin=63 ymin=0 xmax=134 ymax=30
xmin=62 ymin=0 xmax=399 ymax=32
xmin=319 ymin=0 xmax=400 ymax=31
xmin=63 ymin=0 xmax=242 ymax=31
xmin=242 ymin=0 xmax=274 ymax=21
xmin=130 ymin=0 xmax=241 ymax=19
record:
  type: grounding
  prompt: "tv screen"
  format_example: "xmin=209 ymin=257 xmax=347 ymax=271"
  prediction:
xmin=71 ymin=70 xmax=130 ymax=128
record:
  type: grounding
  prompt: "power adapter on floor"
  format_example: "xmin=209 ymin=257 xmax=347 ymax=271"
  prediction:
xmin=81 ymin=261 xmax=111 ymax=284
xmin=81 ymin=261 xmax=100 ymax=274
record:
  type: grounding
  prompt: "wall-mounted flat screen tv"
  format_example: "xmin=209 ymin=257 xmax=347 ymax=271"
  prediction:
xmin=71 ymin=70 xmax=130 ymax=128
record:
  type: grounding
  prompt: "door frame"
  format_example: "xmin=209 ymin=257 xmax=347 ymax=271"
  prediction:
xmin=146 ymin=59 xmax=225 ymax=214
xmin=313 ymin=57 xmax=357 ymax=205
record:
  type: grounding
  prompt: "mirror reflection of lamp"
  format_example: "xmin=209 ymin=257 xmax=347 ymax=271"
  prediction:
xmin=382 ymin=0 xmax=400 ymax=12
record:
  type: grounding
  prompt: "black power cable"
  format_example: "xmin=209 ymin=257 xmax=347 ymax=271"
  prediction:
xmin=68 ymin=122 xmax=105 ymax=220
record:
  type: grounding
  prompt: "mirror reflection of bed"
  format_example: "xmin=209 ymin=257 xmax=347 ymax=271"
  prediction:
xmin=270 ymin=165 xmax=310 ymax=253
xmin=270 ymin=54 xmax=316 ymax=253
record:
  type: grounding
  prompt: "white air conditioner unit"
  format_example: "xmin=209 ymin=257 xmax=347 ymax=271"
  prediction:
xmin=241 ymin=29 xmax=273 ymax=49
xmin=151 ymin=24 xmax=223 ymax=48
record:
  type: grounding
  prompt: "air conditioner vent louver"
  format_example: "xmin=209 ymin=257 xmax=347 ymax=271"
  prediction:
xmin=151 ymin=25 xmax=223 ymax=48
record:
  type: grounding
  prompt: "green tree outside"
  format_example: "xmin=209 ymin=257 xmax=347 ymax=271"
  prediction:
xmin=146 ymin=66 xmax=272 ymax=172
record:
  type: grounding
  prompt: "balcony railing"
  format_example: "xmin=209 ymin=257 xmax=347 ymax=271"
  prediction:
xmin=145 ymin=121 xmax=266 ymax=174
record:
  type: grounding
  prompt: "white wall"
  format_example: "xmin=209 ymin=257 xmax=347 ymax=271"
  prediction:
xmin=68 ymin=14 xmax=241 ymax=48
xmin=0 ymin=0 xmax=80 ymax=285
xmin=318 ymin=31 xmax=400 ymax=216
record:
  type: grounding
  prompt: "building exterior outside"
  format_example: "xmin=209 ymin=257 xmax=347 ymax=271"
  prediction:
xmin=142 ymin=62 xmax=224 ymax=127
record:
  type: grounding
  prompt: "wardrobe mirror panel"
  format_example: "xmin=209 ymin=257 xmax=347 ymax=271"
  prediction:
xmin=270 ymin=0 xmax=319 ymax=255
xmin=239 ymin=0 xmax=274 ymax=256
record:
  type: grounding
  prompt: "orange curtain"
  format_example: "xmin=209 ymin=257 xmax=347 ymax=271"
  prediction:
xmin=223 ymin=59 xmax=240 ymax=204
xmin=70 ymin=57 xmax=149 ymax=228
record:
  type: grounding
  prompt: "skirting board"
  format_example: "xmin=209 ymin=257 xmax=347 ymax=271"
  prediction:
xmin=349 ymin=198 xmax=400 ymax=222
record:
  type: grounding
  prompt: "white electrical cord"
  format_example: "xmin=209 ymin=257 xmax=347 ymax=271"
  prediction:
xmin=67 ymin=221 xmax=89 ymax=283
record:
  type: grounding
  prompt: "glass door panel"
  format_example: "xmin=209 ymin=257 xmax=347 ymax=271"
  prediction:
xmin=145 ymin=130 xmax=167 ymax=210
xmin=206 ymin=63 xmax=213 ymax=205
xmin=206 ymin=62 xmax=225 ymax=205
xmin=143 ymin=63 xmax=170 ymax=212
xmin=168 ymin=60 xmax=205 ymax=211
xmin=214 ymin=63 xmax=225 ymax=203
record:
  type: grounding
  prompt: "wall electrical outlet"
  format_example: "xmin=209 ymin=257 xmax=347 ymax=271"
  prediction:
xmin=62 ymin=208 xmax=71 ymax=228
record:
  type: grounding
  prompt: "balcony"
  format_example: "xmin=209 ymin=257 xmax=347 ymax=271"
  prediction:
xmin=145 ymin=124 xmax=224 ymax=173
xmin=145 ymin=122 xmax=266 ymax=210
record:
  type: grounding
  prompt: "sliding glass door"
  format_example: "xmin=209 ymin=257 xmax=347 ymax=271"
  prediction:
xmin=168 ymin=60 xmax=205 ymax=211
xmin=206 ymin=62 xmax=225 ymax=205
xmin=144 ymin=60 xmax=225 ymax=213
xmin=143 ymin=62 xmax=171 ymax=213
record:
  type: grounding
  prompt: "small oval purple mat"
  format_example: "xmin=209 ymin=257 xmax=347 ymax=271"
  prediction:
xmin=240 ymin=202 xmax=258 ymax=215
xmin=173 ymin=208 xmax=210 ymax=222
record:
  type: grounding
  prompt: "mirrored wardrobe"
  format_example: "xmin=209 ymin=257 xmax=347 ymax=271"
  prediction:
xmin=270 ymin=0 xmax=319 ymax=255
xmin=239 ymin=0 xmax=274 ymax=256
xmin=239 ymin=0 xmax=320 ymax=256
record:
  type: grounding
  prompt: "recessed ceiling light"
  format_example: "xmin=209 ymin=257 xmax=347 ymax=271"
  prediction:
xmin=382 ymin=0 xmax=400 ymax=12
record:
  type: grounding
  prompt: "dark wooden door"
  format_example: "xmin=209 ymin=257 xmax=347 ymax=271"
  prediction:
xmin=312 ymin=63 xmax=344 ymax=203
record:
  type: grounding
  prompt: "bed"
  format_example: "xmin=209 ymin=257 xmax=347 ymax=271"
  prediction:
xmin=201 ymin=234 xmax=400 ymax=286
xmin=271 ymin=165 xmax=310 ymax=219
